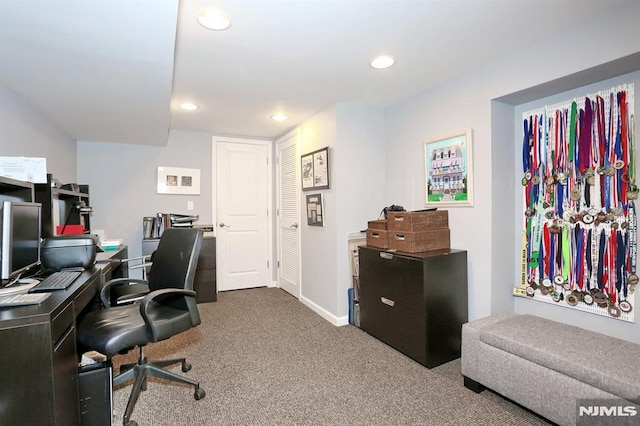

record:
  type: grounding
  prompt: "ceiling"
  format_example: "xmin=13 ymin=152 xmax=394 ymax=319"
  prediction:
xmin=0 ymin=0 xmax=627 ymax=146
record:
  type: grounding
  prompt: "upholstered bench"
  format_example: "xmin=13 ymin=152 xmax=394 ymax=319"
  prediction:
xmin=461 ymin=312 xmax=640 ymax=426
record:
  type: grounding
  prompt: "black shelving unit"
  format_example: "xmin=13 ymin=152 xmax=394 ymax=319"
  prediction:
xmin=35 ymin=174 xmax=91 ymax=237
xmin=0 ymin=175 xmax=34 ymax=203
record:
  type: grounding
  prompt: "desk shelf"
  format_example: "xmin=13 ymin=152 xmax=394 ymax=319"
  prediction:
xmin=35 ymin=174 xmax=91 ymax=237
xmin=0 ymin=175 xmax=34 ymax=203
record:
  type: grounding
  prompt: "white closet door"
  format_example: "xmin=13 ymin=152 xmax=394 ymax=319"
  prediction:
xmin=276 ymin=130 xmax=300 ymax=298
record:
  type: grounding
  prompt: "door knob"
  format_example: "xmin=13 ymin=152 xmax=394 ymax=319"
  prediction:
xmin=290 ymin=223 xmax=298 ymax=229
xmin=219 ymin=223 xmax=230 ymax=228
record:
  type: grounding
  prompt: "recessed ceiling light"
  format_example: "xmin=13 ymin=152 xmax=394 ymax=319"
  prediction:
xmin=180 ymin=103 xmax=199 ymax=111
xmin=197 ymin=8 xmax=232 ymax=31
xmin=370 ymin=55 xmax=395 ymax=69
xmin=271 ymin=114 xmax=288 ymax=122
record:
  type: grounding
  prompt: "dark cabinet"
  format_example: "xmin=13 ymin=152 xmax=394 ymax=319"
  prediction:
xmin=142 ymin=236 xmax=216 ymax=303
xmin=359 ymin=246 xmax=468 ymax=368
xmin=35 ymin=174 xmax=91 ymax=237
xmin=0 ymin=272 xmax=101 ymax=426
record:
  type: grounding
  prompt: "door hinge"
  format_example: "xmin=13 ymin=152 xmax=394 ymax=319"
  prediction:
xmin=267 ymin=260 xmax=270 ymax=268
xmin=277 ymin=260 xmax=280 ymax=268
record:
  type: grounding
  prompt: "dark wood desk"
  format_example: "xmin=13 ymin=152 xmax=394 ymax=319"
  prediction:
xmin=0 ymin=246 xmax=128 ymax=426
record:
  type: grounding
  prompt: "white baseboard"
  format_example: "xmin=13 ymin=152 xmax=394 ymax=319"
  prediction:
xmin=300 ymin=295 xmax=350 ymax=326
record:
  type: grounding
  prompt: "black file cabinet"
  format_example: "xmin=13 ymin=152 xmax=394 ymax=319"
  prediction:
xmin=358 ymin=246 xmax=468 ymax=368
xmin=142 ymin=236 xmax=216 ymax=302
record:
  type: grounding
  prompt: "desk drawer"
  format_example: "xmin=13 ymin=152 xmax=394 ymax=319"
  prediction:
xmin=74 ymin=274 xmax=99 ymax=315
xmin=53 ymin=325 xmax=80 ymax=426
xmin=51 ymin=302 xmax=74 ymax=346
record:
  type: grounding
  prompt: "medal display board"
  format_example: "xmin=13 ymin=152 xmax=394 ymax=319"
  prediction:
xmin=515 ymin=84 xmax=636 ymax=322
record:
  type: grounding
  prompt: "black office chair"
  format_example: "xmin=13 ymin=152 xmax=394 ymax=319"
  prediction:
xmin=77 ymin=228 xmax=205 ymax=426
xmin=103 ymin=253 xmax=154 ymax=307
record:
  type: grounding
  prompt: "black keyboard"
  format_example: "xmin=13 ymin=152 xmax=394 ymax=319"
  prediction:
xmin=29 ymin=270 xmax=82 ymax=292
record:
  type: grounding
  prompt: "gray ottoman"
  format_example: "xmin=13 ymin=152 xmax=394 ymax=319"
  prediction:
xmin=461 ymin=312 xmax=640 ymax=425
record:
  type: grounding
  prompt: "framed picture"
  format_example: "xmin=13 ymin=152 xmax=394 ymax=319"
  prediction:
xmin=157 ymin=166 xmax=201 ymax=195
xmin=301 ymin=147 xmax=330 ymax=191
xmin=423 ymin=129 xmax=473 ymax=207
xmin=306 ymin=193 xmax=324 ymax=226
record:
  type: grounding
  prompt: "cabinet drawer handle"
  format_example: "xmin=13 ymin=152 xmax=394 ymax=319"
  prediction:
xmin=380 ymin=297 xmax=395 ymax=307
xmin=379 ymin=252 xmax=393 ymax=260
xmin=395 ymin=234 xmax=405 ymax=241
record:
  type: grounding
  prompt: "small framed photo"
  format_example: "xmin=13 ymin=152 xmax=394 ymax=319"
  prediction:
xmin=301 ymin=147 xmax=330 ymax=191
xmin=423 ymin=129 xmax=473 ymax=207
xmin=306 ymin=193 xmax=324 ymax=226
xmin=157 ymin=166 xmax=201 ymax=195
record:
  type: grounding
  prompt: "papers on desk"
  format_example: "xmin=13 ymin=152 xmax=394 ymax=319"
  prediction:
xmin=101 ymin=239 xmax=123 ymax=251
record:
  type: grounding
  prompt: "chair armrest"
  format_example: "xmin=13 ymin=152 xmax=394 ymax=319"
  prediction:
xmin=139 ymin=288 xmax=197 ymax=341
xmin=99 ymin=278 xmax=149 ymax=308
xmin=118 ymin=255 xmax=151 ymax=264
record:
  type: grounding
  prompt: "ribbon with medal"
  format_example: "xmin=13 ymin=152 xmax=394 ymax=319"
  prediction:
xmin=518 ymin=85 xmax=635 ymax=321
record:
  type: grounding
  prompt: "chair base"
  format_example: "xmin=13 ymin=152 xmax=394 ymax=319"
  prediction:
xmin=114 ymin=347 xmax=205 ymax=426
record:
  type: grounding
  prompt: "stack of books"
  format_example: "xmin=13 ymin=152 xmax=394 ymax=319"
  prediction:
xmin=152 ymin=212 xmax=200 ymax=238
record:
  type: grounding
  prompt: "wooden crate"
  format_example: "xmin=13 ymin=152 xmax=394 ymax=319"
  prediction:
xmin=367 ymin=220 xmax=388 ymax=230
xmin=388 ymin=228 xmax=450 ymax=252
xmin=366 ymin=228 xmax=389 ymax=249
xmin=387 ymin=210 xmax=448 ymax=232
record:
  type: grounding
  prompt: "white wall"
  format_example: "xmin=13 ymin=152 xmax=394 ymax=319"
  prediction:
xmin=0 ymin=83 xmax=77 ymax=183
xmin=296 ymin=102 xmax=386 ymax=322
xmin=298 ymin=105 xmax=339 ymax=317
xmin=334 ymin=103 xmax=386 ymax=318
xmin=384 ymin=2 xmax=640 ymax=341
xmin=77 ymin=129 xmax=213 ymax=263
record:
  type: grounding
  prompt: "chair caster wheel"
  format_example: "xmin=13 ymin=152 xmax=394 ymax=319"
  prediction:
xmin=126 ymin=421 xmax=138 ymax=426
xmin=182 ymin=362 xmax=192 ymax=372
xmin=194 ymin=387 xmax=206 ymax=400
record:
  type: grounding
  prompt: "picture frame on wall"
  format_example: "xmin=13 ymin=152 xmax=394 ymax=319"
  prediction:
xmin=306 ymin=193 xmax=324 ymax=226
xmin=301 ymin=147 xmax=330 ymax=191
xmin=423 ymin=129 xmax=473 ymax=207
xmin=157 ymin=166 xmax=201 ymax=195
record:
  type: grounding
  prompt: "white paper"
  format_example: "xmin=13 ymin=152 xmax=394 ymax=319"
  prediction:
xmin=0 ymin=156 xmax=47 ymax=183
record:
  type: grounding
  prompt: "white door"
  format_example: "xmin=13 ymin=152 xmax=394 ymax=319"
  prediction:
xmin=216 ymin=140 xmax=271 ymax=291
xmin=276 ymin=130 xmax=300 ymax=298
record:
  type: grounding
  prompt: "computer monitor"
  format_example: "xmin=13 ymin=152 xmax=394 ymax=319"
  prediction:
xmin=0 ymin=201 xmax=42 ymax=284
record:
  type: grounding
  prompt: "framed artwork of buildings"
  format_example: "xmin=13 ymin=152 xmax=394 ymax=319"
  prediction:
xmin=423 ymin=129 xmax=473 ymax=207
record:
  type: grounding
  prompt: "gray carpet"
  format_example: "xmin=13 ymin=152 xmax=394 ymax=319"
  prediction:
xmin=111 ymin=287 xmax=551 ymax=425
